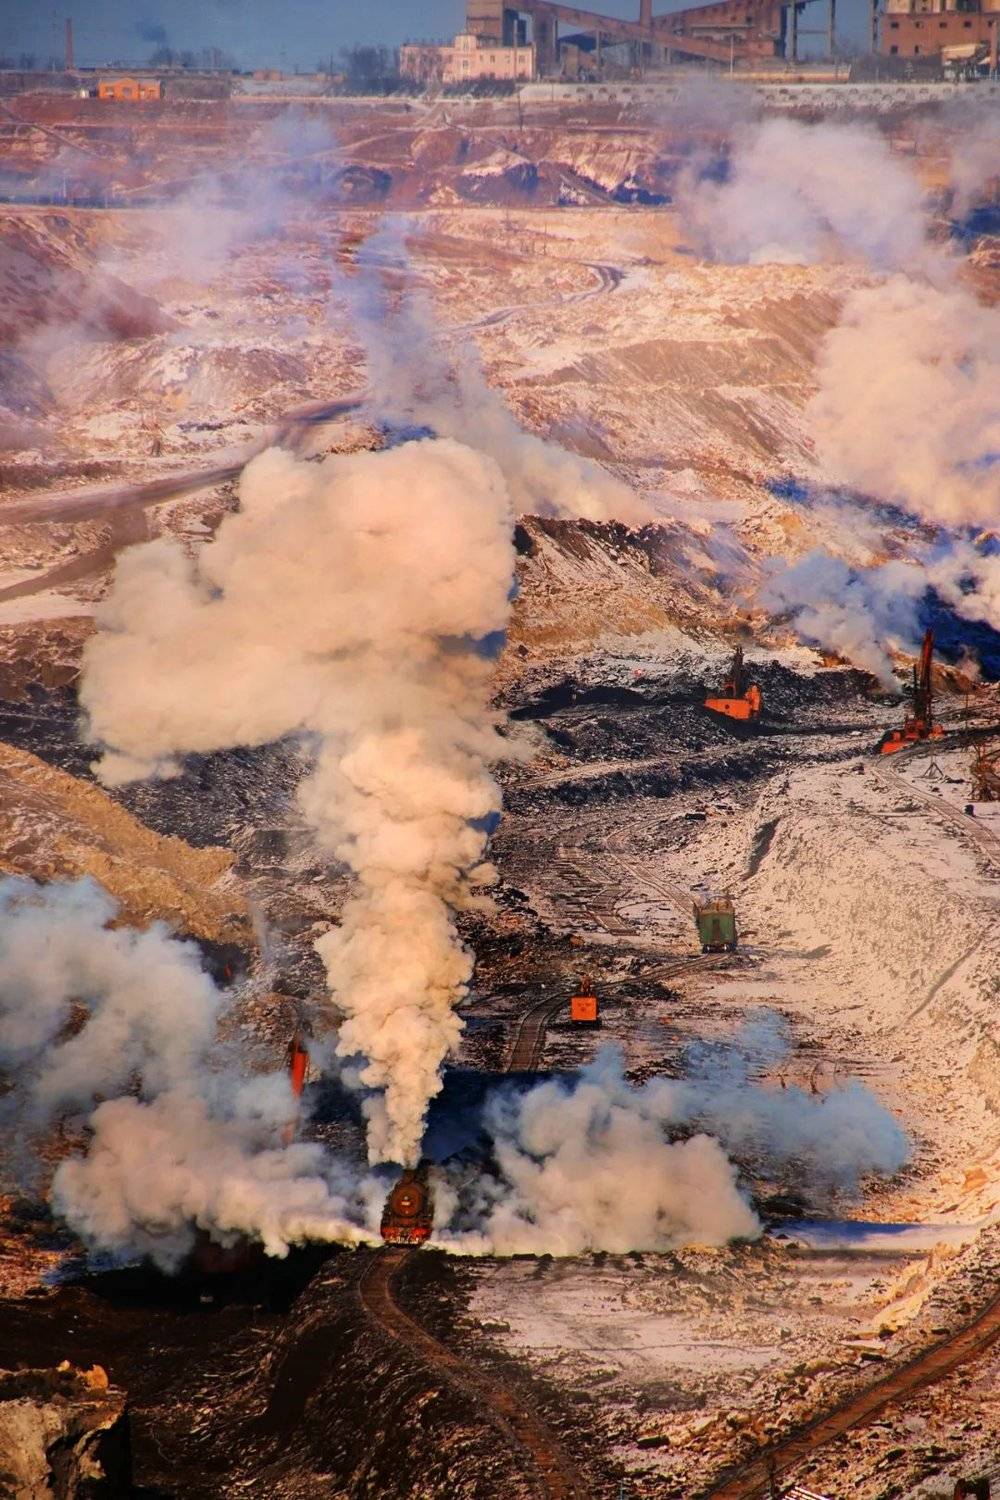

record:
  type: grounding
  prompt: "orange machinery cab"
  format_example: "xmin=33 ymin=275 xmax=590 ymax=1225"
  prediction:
xmin=879 ymin=719 xmax=944 ymax=756
xmin=704 ymin=646 xmax=762 ymax=724
xmin=569 ymin=982 xmax=599 ymax=1026
xmin=704 ymin=682 xmax=761 ymax=722
xmin=380 ymin=1162 xmax=434 ymax=1246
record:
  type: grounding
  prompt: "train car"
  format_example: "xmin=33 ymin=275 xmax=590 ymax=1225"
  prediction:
xmin=694 ymin=897 xmax=738 ymax=953
xmin=569 ymin=980 xmax=599 ymax=1026
xmin=380 ymin=1162 xmax=434 ymax=1246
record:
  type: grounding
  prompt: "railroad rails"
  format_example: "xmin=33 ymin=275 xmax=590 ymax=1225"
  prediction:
xmin=505 ymin=952 xmax=722 ymax=1070
xmin=700 ymin=738 xmax=1000 ymax=1500
xmin=703 ymin=1288 xmax=1000 ymax=1500
xmin=876 ymin=747 xmax=1000 ymax=867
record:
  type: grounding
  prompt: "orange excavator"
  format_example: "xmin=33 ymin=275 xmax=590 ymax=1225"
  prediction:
xmin=879 ymin=628 xmax=945 ymax=756
xmin=704 ymin=645 xmax=762 ymax=723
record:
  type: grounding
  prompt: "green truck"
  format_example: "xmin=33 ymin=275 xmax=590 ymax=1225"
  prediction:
xmin=694 ymin=898 xmax=738 ymax=953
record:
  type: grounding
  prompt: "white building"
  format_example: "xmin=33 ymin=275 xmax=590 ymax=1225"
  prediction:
xmin=400 ymin=32 xmax=535 ymax=84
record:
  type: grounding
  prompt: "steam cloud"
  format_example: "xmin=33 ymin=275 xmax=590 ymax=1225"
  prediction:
xmin=435 ymin=1029 xmax=909 ymax=1255
xmin=0 ymin=882 xmax=907 ymax=1266
xmin=764 ymin=538 xmax=1000 ymax=683
xmin=81 ymin=436 xmax=517 ymax=1167
xmin=676 ymin=117 xmax=929 ymax=269
xmin=0 ymin=877 xmax=379 ymax=1269
xmin=347 ymin=219 xmax=648 ymax=525
xmin=79 ymin=193 xmax=649 ymax=1168
xmin=675 ymin=108 xmax=1000 ymax=667
xmin=809 ymin=278 xmax=1000 ymax=527
xmin=762 ymin=551 xmax=925 ymax=688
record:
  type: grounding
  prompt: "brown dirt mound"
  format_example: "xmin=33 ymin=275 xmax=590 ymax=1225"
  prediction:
xmin=0 ymin=739 xmax=251 ymax=944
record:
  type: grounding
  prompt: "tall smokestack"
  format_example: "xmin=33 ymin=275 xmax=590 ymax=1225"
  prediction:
xmin=65 ymin=17 xmax=74 ymax=71
xmin=640 ymin=0 xmax=653 ymax=25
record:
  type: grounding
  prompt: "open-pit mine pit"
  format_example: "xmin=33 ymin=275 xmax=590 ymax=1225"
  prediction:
xmin=0 ymin=73 xmax=999 ymax=1500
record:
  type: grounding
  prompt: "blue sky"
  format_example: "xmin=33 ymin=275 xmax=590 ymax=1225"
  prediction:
xmin=1 ymin=0 xmax=856 ymax=70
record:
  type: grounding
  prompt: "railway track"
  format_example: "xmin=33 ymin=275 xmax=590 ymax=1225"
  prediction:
xmin=703 ymin=1287 xmax=1000 ymax=1500
xmin=877 ymin=749 xmax=1000 ymax=864
xmin=357 ymin=1250 xmax=587 ymax=1500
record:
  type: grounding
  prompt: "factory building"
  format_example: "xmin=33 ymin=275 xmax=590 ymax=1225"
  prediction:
xmin=880 ymin=0 xmax=999 ymax=64
xmin=455 ymin=0 xmax=833 ymax=75
xmin=399 ymin=31 xmax=535 ymax=83
xmin=96 ymin=76 xmax=162 ymax=101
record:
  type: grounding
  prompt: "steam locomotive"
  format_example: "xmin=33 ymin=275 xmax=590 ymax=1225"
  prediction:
xmin=380 ymin=1162 xmax=434 ymax=1246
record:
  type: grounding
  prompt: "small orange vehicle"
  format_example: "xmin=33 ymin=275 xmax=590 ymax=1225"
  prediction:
xmin=704 ymin=646 xmax=762 ymax=723
xmin=569 ymin=979 xmax=599 ymax=1026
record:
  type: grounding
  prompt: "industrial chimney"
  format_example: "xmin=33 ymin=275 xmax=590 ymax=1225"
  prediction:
xmin=65 ymin=17 xmax=74 ymax=71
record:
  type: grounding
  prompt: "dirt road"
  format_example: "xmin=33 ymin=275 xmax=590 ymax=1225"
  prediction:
xmin=358 ymin=1250 xmax=588 ymax=1500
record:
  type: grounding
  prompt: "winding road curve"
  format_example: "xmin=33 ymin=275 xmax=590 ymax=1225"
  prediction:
xmin=357 ymin=1250 xmax=588 ymax=1500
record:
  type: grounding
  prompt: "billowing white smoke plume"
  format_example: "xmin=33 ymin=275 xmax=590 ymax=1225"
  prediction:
xmin=676 ymin=117 xmax=929 ymax=269
xmin=435 ymin=1030 xmax=908 ymax=1255
xmin=761 ymin=551 xmax=925 ymax=687
xmin=80 ymin=206 xmax=651 ymax=1164
xmin=932 ymin=101 xmax=1000 ymax=220
xmin=0 ymin=877 xmax=379 ymax=1268
xmin=810 ymin=277 xmax=1000 ymax=526
xmin=1 ymin=882 xmax=908 ymax=1263
xmin=676 ymin=1015 xmax=910 ymax=1188
xmin=762 ymin=538 xmax=1000 ymax=681
xmin=82 ymin=436 xmax=518 ymax=1166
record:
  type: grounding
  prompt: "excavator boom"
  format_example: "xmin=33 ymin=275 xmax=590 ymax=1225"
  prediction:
xmin=879 ymin=628 xmax=944 ymax=754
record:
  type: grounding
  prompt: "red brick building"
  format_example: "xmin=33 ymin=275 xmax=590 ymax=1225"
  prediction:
xmin=881 ymin=0 xmax=999 ymax=63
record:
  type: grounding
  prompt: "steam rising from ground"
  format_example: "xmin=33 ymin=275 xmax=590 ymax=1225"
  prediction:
xmin=435 ymin=1029 xmax=909 ymax=1256
xmin=0 ymin=877 xmax=378 ymax=1268
xmin=676 ymin=117 xmax=928 ymax=269
xmin=762 ymin=552 xmax=925 ymax=688
xmin=675 ymin=107 xmax=1000 ymax=664
xmin=82 ymin=436 xmax=517 ymax=1166
xmin=765 ymin=538 xmax=1000 ymax=683
xmin=810 ymin=278 xmax=1000 ymax=527
xmin=0 ymin=880 xmax=908 ymax=1265
xmin=347 ymin=219 xmax=647 ymax=525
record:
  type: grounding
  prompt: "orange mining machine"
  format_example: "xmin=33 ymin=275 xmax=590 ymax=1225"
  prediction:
xmin=380 ymin=1162 xmax=435 ymax=1246
xmin=704 ymin=646 xmax=762 ymax=724
xmin=879 ymin=628 xmax=945 ymax=756
xmin=569 ymin=977 xmax=600 ymax=1026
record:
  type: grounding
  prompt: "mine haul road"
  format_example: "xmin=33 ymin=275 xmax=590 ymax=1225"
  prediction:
xmin=356 ymin=947 xmax=611 ymax=1498
xmin=357 ymin=1249 xmax=588 ymax=1500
